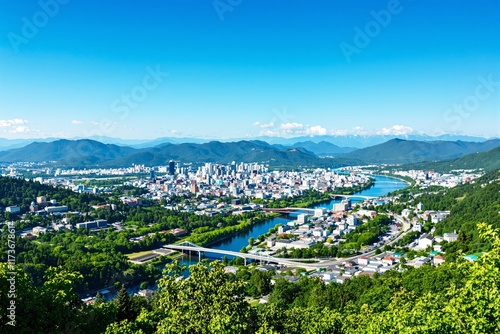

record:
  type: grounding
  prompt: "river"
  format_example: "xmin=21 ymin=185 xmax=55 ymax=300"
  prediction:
xmin=114 ymin=174 xmax=407 ymax=296
xmin=177 ymin=174 xmax=408 ymax=269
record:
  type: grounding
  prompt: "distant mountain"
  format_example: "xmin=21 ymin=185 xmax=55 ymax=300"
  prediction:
xmin=1 ymin=134 xmax=495 ymax=151
xmin=341 ymin=138 xmax=500 ymax=164
xmin=111 ymin=140 xmax=340 ymax=167
xmin=253 ymin=134 xmax=493 ymax=148
xmin=0 ymin=139 xmax=138 ymax=165
xmin=397 ymin=146 xmax=500 ymax=172
xmin=1 ymin=138 xmax=498 ymax=168
xmin=0 ymin=139 xmax=345 ymax=167
xmin=0 ymin=137 xmax=63 ymax=151
xmin=286 ymin=141 xmax=356 ymax=156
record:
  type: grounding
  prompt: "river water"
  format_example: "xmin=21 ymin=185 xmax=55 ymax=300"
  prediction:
xmin=177 ymin=174 xmax=408 ymax=268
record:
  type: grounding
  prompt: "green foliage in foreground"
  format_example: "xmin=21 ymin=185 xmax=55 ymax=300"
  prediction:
xmin=2 ymin=223 xmax=500 ymax=333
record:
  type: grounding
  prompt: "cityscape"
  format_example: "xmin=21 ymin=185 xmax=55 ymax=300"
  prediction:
xmin=0 ymin=1 xmax=499 ymax=333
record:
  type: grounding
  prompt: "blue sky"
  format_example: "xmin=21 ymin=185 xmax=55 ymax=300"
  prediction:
xmin=0 ymin=0 xmax=498 ymax=139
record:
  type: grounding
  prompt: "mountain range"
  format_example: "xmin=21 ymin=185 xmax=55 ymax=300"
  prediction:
xmin=0 ymin=134 xmax=496 ymax=151
xmin=342 ymin=138 xmax=500 ymax=164
xmin=397 ymin=146 xmax=500 ymax=173
xmin=0 ymin=137 xmax=499 ymax=168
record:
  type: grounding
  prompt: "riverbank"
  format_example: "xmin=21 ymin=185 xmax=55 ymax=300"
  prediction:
xmin=203 ymin=213 xmax=281 ymax=247
xmin=178 ymin=213 xmax=281 ymax=247
xmin=194 ymin=179 xmax=377 ymax=250
xmin=242 ymin=175 xmax=408 ymax=253
xmin=372 ymin=173 xmax=414 ymax=186
xmin=255 ymin=177 xmax=376 ymax=209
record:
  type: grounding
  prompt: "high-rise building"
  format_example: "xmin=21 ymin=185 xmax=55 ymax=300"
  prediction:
xmin=168 ymin=160 xmax=175 ymax=175
xmin=190 ymin=180 xmax=198 ymax=194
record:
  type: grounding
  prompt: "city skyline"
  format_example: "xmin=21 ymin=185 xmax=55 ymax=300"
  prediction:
xmin=0 ymin=0 xmax=499 ymax=140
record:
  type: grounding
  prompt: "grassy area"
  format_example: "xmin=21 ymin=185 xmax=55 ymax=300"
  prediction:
xmin=125 ymin=250 xmax=155 ymax=259
xmin=167 ymin=251 xmax=183 ymax=259
xmin=249 ymin=300 xmax=260 ymax=307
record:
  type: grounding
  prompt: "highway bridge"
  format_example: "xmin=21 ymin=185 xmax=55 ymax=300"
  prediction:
xmin=329 ymin=194 xmax=377 ymax=200
xmin=261 ymin=207 xmax=317 ymax=214
xmin=163 ymin=241 xmax=318 ymax=269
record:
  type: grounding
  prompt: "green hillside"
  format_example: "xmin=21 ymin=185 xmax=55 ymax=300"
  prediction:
xmin=342 ymin=138 xmax=500 ymax=164
xmin=397 ymin=146 xmax=500 ymax=172
xmin=391 ymin=169 xmax=500 ymax=259
xmin=1 ymin=138 xmax=498 ymax=167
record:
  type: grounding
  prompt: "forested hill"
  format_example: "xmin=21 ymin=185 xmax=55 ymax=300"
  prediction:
xmin=0 ymin=177 xmax=106 ymax=213
xmin=0 ymin=138 xmax=498 ymax=167
xmin=396 ymin=146 xmax=500 ymax=173
xmin=433 ymin=169 xmax=500 ymax=257
xmin=389 ymin=169 xmax=500 ymax=259
xmin=341 ymin=138 xmax=500 ymax=164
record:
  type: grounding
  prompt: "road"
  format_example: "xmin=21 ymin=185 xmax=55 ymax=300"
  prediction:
xmin=282 ymin=217 xmax=411 ymax=268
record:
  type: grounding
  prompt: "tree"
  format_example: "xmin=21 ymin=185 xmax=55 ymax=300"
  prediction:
xmin=248 ymin=237 xmax=255 ymax=247
xmin=154 ymin=260 xmax=254 ymax=333
xmin=268 ymin=278 xmax=299 ymax=309
xmin=247 ymin=270 xmax=271 ymax=298
xmin=116 ymin=285 xmax=136 ymax=322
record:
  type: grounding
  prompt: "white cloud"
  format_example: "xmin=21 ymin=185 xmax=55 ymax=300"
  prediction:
xmin=253 ymin=121 xmax=275 ymax=129
xmin=280 ymin=122 xmax=304 ymax=131
xmin=377 ymin=125 xmax=414 ymax=136
xmin=330 ymin=129 xmax=349 ymax=136
xmin=258 ymin=122 xmax=327 ymax=136
xmin=259 ymin=122 xmax=274 ymax=129
xmin=329 ymin=125 xmax=416 ymax=137
xmin=0 ymin=118 xmax=28 ymax=128
xmin=256 ymin=122 xmax=417 ymax=138
xmin=12 ymin=126 xmax=30 ymax=134
xmin=71 ymin=120 xmax=83 ymax=125
xmin=305 ymin=125 xmax=327 ymax=136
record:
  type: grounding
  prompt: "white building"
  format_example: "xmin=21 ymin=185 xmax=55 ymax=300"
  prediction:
xmin=443 ymin=232 xmax=458 ymax=242
xmin=297 ymin=214 xmax=308 ymax=224
xmin=314 ymin=208 xmax=326 ymax=217
xmin=32 ymin=226 xmax=47 ymax=236
xmin=347 ymin=216 xmax=358 ymax=226
xmin=402 ymin=209 xmax=412 ymax=218
xmin=45 ymin=206 xmax=69 ymax=213
xmin=6 ymin=206 xmax=20 ymax=213
xmin=418 ymin=235 xmax=433 ymax=249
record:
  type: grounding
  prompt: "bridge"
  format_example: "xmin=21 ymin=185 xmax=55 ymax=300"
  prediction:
xmin=163 ymin=241 xmax=318 ymax=269
xmin=329 ymin=194 xmax=377 ymax=200
xmin=261 ymin=207 xmax=317 ymax=214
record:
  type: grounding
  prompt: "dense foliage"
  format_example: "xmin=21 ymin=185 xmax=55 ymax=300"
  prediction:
xmin=0 ymin=177 xmax=107 ymax=216
xmin=394 ymin=146 xmax=500 ymax=173
xmin=1 ymin=170 xmax=500 ymax=332
xmin=2 ymin=223 xmax=500 ymax=333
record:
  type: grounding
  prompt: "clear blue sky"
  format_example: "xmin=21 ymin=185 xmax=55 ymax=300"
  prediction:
xmin=0 ymin=0 xmax=498 ymax=139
